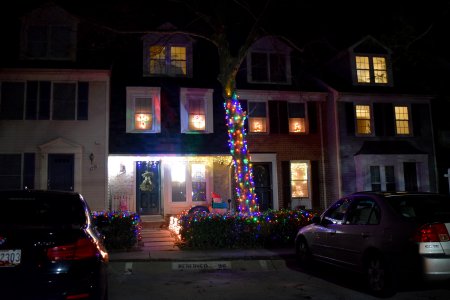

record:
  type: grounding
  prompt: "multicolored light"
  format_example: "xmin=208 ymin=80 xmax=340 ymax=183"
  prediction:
xmin=224 ymin=91 xmax=258 ymax=213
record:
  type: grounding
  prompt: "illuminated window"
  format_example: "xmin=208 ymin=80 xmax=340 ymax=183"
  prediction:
xmin=180 ymin=88 xmax=213 ymax=134
xmin=355 ymin=105 xmax=372 ymax=135
xmin=126 ymin=87 xmax=160 ymax=133
xmin=288 ymin=102 xmax=306 ymax=133
xmin=355 ymin=55 xmax=388 ymax=84
xmin=188 ymin=99 xmax=206 ymax=131
xmin=394 ymin=106 xmax=410 ymax=135
xmin=291 ymin=162 xmax=309 ymax=198
xmin=149 ymin=45 xmax=187 ymax=76
xmin=171 ymin=163 xmax=186 ymax=202
xmin=191 ymin=164 xmax=206 ymax=202
xmin=248 ymin=102 xmax=267 ymax=133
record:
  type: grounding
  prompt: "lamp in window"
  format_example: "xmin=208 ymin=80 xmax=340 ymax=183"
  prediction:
xmin=289 ymin=118 xmax=305 ymax=133
xmin=135 ymin=113 xmax=152 ymax=130
xmin=249 ymin=117 xmax=266 ymax=133
xmin=189 ymin=114 xmax=206 ymax=130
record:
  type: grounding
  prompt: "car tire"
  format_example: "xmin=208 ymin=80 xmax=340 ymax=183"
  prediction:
xmin=295 ymin=237 xmax=312 ymax=268
xmin=365 ymin=254 xmax=394 ymax=297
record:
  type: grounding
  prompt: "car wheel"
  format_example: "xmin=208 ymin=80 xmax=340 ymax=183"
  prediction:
xmin=295 ymin=237 xmax=312 ymax=267
xmin=365 ymin=254 xmax=394 ymax=297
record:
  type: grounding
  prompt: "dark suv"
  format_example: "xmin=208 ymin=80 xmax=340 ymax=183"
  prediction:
xmin=295 ymin=191 xmax=450 ymax=296
xmin=0 ymin=190 xmax=109 ymax=300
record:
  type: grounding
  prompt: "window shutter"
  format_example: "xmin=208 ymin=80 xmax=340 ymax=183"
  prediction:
xmin=279 ymin=101 xmax=288 ymax=133
xmin=384 ymin=103 xmax=395 ymax=136
xmin=281 ymin=161 xmax=291 ymax=209
xmin=77 ymin=82 xmax=89 ymax=120
xmin=373 ymin=103 xmax=384 ymax=136
xmin=23 ymin=153 xmax=35 ymax=189
xmin=345 ymin=102 xmax=355 ymax=135
xmin=268 ymin=101 xmax=279 ymax=133
xmin=411 ymin=103 xmax=427 ymax=137
xmin=307 ymin=102 xmax=317 ymax=133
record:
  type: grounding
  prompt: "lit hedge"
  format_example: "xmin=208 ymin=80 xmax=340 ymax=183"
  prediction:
xmin=178 ymin=209 xmax=313 ymax=249
xmin=92 ymin=211 xmax=142 ymax=250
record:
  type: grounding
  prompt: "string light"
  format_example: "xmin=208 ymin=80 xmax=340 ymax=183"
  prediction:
xmin=224 ymin=91 xmax=258 ymax=213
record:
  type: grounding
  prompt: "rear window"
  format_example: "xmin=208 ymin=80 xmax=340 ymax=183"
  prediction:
xmin=385 ymin=194 xmax=450 ymax=223
xmin=0 ymin=192 xmax=87 ymax=226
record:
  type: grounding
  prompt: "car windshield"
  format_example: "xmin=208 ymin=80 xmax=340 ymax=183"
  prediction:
xmin=385 ymin=194 xmax=450 ymax=223
xmin=0 ymin=192 xmax=87 ymax=226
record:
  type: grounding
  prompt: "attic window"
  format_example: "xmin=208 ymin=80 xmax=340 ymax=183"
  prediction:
xmin=355 ymin=55 xmax=388 ymax=84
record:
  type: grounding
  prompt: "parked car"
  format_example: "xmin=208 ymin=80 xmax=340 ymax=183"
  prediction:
xmin=295 ymin=191 xmax=450 ymax=296
xmin=0 ymin=190 xmax=109 ymax=300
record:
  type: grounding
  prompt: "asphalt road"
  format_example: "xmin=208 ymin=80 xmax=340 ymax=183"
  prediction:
xmin=107 ymin=258 xmax=450 ymax=300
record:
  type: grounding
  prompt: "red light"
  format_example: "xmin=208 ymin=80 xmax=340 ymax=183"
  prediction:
xmin=414 ymin=223 xmax=450 ymax=242
xmin=47 ymin=237 xmax=98 ymax=261
xmin=66 ymin=293 xmax=90 ymax=299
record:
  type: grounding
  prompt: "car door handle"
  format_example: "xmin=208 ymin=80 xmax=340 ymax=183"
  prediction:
xmin=361 ymin=232 xmax=370 ymax=238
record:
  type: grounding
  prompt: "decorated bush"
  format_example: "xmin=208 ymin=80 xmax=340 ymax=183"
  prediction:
xmin=178 ymin=209 xmax=313 ymax=249
xmin=92 ymin=211 xmax=142 ymax=250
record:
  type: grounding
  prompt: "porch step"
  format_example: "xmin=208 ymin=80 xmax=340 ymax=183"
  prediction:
xmin=139 ymin=215 xmax=168 ymax=229
xmin=139 ymin=228 xmax=179 ymax=251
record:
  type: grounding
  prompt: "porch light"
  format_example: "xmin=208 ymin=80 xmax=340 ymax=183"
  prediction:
xmin=135 ymin=113 xmax=152 ymax=130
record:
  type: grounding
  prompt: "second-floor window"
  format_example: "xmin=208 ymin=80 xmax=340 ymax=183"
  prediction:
xmin=126 ymin=87 xmax=161 ymax=133
xmin=248 ymin=101 xmax=267 ymax=133
xmin=180 ymin=88 xmax=213 ymax=134
xmin=394 ymin=105 xmax=410 ymax=135
xmin=355 ymin=104 xmax=372 ymax=135
xmin=355 ymin=55 xmax=388 ymax=84
xmin=288 ymin=102 xmax=306 ymax=133
xmin=0 ymin=81 xmax=88 ymax=120
xmin=148 ymin=45 xmax=187 ymax=76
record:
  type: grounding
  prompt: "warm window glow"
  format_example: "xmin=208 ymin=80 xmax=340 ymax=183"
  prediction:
xmin=135 ymin=113 xmax=152 ymax=130
xmin=189 ymin=114 xmax=206 ymax=130
xmin=171 ymin=163 xmax=185 ymax=183
xmin=289 ymin=118 xmax=305 ymax=133
xmin=149 ymin=46 xmax=166 ymax=74
xmin=395 ymin=106 xmax=410 ymax=135
xmin=373 ymin=57 xmax=387 ymax=83
xmin=249 ymin=117 xmax=267 ymax=133
xmin=171 ymin=163 xmax=186 ymax=202
xmin=291 ymin=162 xmax=309 ymax=198
xmin=355 ymin=55 xmax=388 ymax=84
xmin=356 ymin=56 xmax=370 ymax=83
xmin=170 ymin=47 xmax=187 ymax=75
xmin=355 ymin=105 xmax=371 ymax=134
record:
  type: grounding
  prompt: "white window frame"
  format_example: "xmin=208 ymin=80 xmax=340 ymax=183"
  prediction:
xmin=180 ymin=88 xmax=213 ymax=134
xmin=126 ymin=87 xmax=161 ymax=133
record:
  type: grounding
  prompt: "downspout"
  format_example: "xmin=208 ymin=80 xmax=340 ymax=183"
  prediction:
xmin=318 ymin=100 xmax=327 ymax=209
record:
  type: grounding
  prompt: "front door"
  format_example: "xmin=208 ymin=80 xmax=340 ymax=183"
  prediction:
xmin=48 ymin=154 xmax=74 ymax=191
xmin=253 ymin=162 xmax=273 ymax=211
xmin=136 ymin=161 xmax=161 ymax=215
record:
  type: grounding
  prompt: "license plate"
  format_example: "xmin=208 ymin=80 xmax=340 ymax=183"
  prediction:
xmin=0 ymin=249 xmax=21 ymax=267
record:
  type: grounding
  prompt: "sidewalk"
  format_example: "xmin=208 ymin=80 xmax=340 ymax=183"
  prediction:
xmin=109 ymin=246 xmax=296 ymax=262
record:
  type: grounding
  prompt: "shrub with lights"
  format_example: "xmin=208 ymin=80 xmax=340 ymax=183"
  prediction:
xmin=177 ymin=209 xmax=313 ymax=249
xmin=92 ymin=211 xmax=142 ymax=250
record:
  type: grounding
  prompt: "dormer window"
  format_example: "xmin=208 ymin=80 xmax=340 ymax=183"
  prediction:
xmin=247 ymin=36 xmax=291 ymax=85
xmin=20 ymin=5 xmax=77 ymax=61
xmin=143 ymin=31 xmax=193 ymax=78
xmin=354 ymin=55 xmax=389 ymax=85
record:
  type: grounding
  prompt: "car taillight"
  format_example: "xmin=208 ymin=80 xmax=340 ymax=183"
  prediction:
xmin=414 ymin=223 xmax=450 ymax=243
xmin=47 ymin=237 xmax=99 ymax=261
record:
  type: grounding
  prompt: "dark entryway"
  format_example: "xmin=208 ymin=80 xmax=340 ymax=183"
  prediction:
xmin=404 ymin=162 xmax=418 ymax=191
xmin=47 ymin=154 xmax=74 ymax=191
xmin=136 ymin=161 xmax=161 ymax=215
xmin=253 ymin=162 xmax=273 ymax=211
